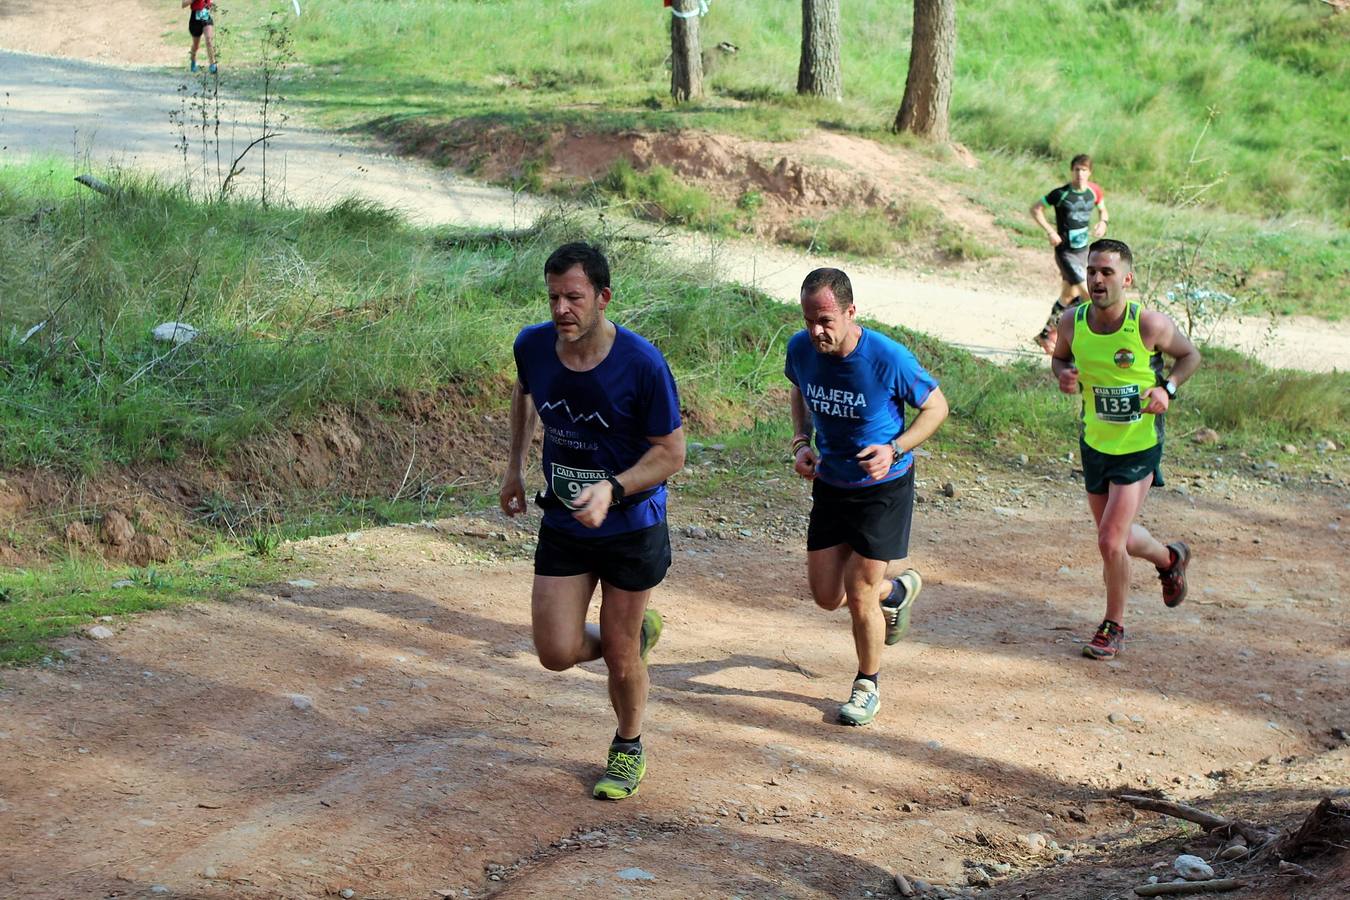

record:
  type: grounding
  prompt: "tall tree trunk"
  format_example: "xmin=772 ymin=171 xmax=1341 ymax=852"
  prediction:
xmin=797 ymin=0 xmax=842 ymax=100
xmin=894 ymin=0 xmax=955 ymax=141
xmin=670 ymin=0 xmax=704 ymax=102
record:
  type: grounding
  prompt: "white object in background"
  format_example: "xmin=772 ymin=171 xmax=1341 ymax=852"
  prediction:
xmin=292 ymin=0 xmax=301 ymax=15
xmin=151 ymin=322 xmax=199 ymax=345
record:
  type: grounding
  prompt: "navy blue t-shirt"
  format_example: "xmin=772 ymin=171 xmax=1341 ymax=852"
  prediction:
xmin=514 ymin=322 xmax=682 ymax=537
xmin=785 ymin=327 xmax=938 ymax=488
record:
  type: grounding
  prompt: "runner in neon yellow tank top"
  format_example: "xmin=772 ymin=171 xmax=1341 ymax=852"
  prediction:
xmin=1050 ymin=240 xmax=1202 ymax=660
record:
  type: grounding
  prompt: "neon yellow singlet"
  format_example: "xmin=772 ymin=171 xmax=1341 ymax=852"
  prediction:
xmin=1071 ymin=301 xmax=1165 ymax=455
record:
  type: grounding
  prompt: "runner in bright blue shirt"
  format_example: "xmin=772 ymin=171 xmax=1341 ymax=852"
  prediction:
xmin=500 ymin=242 xmax=685 ymax=802
xmin=785 ymin=267 xmax=948 ymax=727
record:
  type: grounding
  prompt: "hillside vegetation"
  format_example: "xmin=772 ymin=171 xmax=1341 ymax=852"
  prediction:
xmin=219 ymin=0 xmax=1348 ymax=223
xmin=1 ymin=163 xmax=1345 ymax=477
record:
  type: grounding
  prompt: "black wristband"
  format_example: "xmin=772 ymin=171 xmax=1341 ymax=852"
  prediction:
xmin=605 ymin=475 xmax=626 ymax=504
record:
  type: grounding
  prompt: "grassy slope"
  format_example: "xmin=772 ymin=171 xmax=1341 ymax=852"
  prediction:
xmin=211 ymin=0 xmax=1349 ymax=316
xmin=1 ymin=164 xmax=1347 ymax=663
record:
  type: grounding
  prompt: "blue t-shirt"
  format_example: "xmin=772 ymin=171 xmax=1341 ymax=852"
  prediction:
xmin=514 ymin=322 xmax=682 ymax=537
xmin=784 ymin=327 xmax=938 ymax=488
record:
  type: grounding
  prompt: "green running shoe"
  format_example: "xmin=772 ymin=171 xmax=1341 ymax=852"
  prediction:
xmin=838 ymin=678 xmax=880 ymax=726
xmin=882 ymin=568 xmax=922 ymax=645
xmin=639 ymin=608 xmax=663 ymax=664
xmin=593 ymin=745 xmax=646 ymax=800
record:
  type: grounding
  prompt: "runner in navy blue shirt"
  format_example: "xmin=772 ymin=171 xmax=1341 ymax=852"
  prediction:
xmin=500 ymin=242 xmax=685 ymax=801
xmin=786 ymin=268 xmax=948 ymax=726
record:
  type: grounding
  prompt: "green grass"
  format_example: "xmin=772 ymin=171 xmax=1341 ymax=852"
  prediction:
xmin=4 ymin=161 xmax=1345 ymax=477
xmin=206 ymin=0 xmax=1348 ymax=316
xmin=0 ymin=554 xmax=274 ymax=666
xmin=209 ymin=0 xmax=1348 ymax=222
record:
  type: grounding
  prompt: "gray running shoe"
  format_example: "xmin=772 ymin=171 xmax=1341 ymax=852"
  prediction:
xmin=838 ymin=678 xmax=880 ymax=726
xmin=882 ymin=568 xmax=923 ymax=645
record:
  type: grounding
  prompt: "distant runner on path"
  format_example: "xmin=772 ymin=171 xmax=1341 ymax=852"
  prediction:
xmin=1050 ymin=239 xmax=1201 ymax=660
xmin=500 ymin=242 xmax=685 ymax=800
xmin=1031 ymin=154 xmax=1109 ymax=354
xmin=786 ymin=267 xmax=948 ymax=727
xmin=182 ymin=0 xmax=217 ymax=74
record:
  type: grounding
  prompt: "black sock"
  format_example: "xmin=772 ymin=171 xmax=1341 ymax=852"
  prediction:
xmin=883 ymin=578 xmax=905 ymax=605
xmin=612 ymin=732 xmax=642 ymax=752
xmin=856 ymin=672 xmax=878 ymax=687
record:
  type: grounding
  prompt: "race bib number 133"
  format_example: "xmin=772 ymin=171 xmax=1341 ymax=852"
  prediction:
xmin=1092 ymin=385 xmax=1142 ymax=423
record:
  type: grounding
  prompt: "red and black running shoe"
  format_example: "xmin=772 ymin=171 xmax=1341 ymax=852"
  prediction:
xmin=1158 ymin=541 xmax=1191 ymax=608
xmin=1082 ymin=620 xmax=1124 ymax=660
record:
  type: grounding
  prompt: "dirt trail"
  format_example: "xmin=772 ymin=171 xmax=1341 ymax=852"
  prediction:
xmin=1 ymin=465 xmax=1346 ymax=898
xmin=1 ymin=48 xmax=1348 ymax=372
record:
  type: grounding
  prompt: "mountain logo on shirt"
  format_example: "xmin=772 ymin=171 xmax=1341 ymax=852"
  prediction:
xmin=539 ymin=398 xmax=610 ymax=429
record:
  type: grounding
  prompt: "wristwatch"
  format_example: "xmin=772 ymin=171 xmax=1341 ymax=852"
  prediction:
xmin=1164 ymin=379 xmax=1177 ymax=399
xmin=605 ymin=474 xmax=626 ymax=504
xmin=889 ymin=438 xmax=904 ymax=460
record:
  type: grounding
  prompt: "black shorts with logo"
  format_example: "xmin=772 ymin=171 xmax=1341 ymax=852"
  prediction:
xmin=1055 ymin=245 xmax=1089 ymax=285
xmin=188 ymin=9 xmax=213 ymax=37
xmin=1080 ymin=439 xmax=1165 ymax=495
xmin=534 ymin=521 xmax=671 ymax=593
xmin=807 ymin=466 xmax=915 ymax=562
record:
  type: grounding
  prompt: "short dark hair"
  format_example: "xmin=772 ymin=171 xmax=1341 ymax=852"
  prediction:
xmin=544 ymin=242 xmax=610 ymax=293
xmin=1089 ymin=238 xmax=1133 ymax=268
xmin=1070 ymin=153 xmax=1092 ymax=169
xmin=800 ymin=267 xmax=854 ymax=308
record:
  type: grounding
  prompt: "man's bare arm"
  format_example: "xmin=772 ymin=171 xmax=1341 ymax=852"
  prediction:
xmin=499 ymin=380 xmax=538 ymax=516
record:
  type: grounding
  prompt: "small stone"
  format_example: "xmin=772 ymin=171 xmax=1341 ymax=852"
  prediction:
xmin=150 ymin=887 xmax=169 ymax=895
xmin=1020 ymin=833 xmax=1047 ymax=852
xmin=1017 ymin=454 xmax=1029 ymax=466
xmin=152 ymin=321 xmax=198 ymax=345
xmin=1108 ymin=712 xmax=1129 ymax=725
xmin=339 ymin=890 xmax=355 ymax=899
xmin=967 ymin=867 xmax=992 ymax=887
xmin=1192 ymin=427 xmax=1221 ymax=445
xmin=959 ymin=791 xmax=974 ymax=806
xmin=203 ymin=866 xmax=218 ymax=878
xmin=616 ymin=867 xmax=655 ymax=881
xmin=1173 ymin=854 xmax=1213 ymax=881
xmin=111 ymin=579 xmax=134 ymax=589
xmin=1068 ymin=807 xmax=1088 ymax=823
xmin=684 ymin=525 xmax=709 ymax=540
xmin=1316 ymin=439 xmax=1337 ymax=452
xmin=925 ymin=740 xmax=943 ymax=751
xmin=86 ymin=625 xmax=115 ymax=640
xmin=941 ymin=482 xmax=957 ymax=498
xmin=287 ymin=579 xmax=318 ymax=589
xmin=1218 ymin=844 xmax=1248 ymax=861
xmin=992 ymin=506 xmax=1018 ymax=517
xmin=345 ymin=532 xmax=362 ymax=543
xmin=990 ymin=862 xmax=1011 ymax=875
xmin=1281 ymin=444 xmax=1298 ymax=455
xmin=1054 ymin=849 xmax=1074 ymax=864
xmin=287 ymin=694 xmax=314 ymax=711
xmin=1256 ymin=692 xmax=1273 ymax=703
xmin=352 ymin=705 xmax=370 ymax=716
xmin=894 ymin=873 xmax=915 ymax=896
xmin=1057 ymin=565 xmax=1071 ymax=575
xmin=739 ymin=528 xmax=753 ymax=538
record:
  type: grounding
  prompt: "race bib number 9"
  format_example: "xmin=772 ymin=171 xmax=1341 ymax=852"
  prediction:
xmin=1092 ymin=385 xmax=1142 ymax=423
xmin=550 ymin=463 xmax=606 ymax=510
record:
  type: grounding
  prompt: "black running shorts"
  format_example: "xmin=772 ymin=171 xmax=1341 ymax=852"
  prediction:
xmin=807 ymin=466 xmax=915 ymax=561
xmin=534 ymin=521 xmax=671 ymax=593
xmin=1055 ymin=245 xmax=1089 ymax=285
xmin=1080 ymin=439 xmax=1165 ymax=495
xmin=188 ymin=10 xmax=213 ymax=37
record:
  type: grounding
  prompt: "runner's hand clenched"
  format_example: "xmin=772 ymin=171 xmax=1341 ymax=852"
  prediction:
xmin=793 ymin=445 xmax=818 ymax=481
xmin=855 ymin=444 xmax=894 ymax=481
xmin=571 ymin=480 xmax=613 ymax=529
xmin=499 ymin=472 xmax=527 ymax=517
xmin=1057 ymin=365 xmax=1079 ymax=395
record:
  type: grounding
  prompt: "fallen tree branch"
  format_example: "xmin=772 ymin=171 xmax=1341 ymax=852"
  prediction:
xmin=1133 ymin=880 xmax=1245 ymax=897
xmin=1117 ymin=794 xmax=1277 ymax=847
xmin=1272 ymin=798 xmax=1350 ymax=860
xmin=74 ymin=173 xmax=114 ymax=196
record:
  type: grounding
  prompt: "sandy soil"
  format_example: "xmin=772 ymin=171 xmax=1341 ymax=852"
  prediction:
xmin=1 ymin=462 xmax=1346 ymax=898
